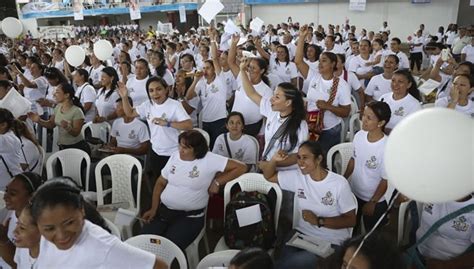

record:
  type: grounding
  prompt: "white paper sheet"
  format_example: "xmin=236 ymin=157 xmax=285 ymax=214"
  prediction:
xmin=286 ymin=231 xmax=334 ymax=258
xmin=198 ymin=0 xmax=224 ymax=24
xmin=419 ymin=79 xmax=441 ymax=95
xmin=235 ymin=204 xmax=262 ymax=227
xmin=224 ymin=19 xmax=240 ymax=35
xmin=249 ymin=17 xmax=264 ymax=33
xmin=0 ymin=88 xmax=31 ymax=118
xmin=114 ymin=208 xmax=137 ymax=226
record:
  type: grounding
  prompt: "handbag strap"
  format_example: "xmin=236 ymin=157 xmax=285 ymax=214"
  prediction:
xmin=262 ymin=117 xmax=290 ymax=161
xmin=316 ymin=76 xmax=340 ymax=123
xmin=412 ymin=203 xmax=474 ymax=249
xmin=224 ymin=133 xmax=233 ymax=159
xmin=0 ymin=155 xmax=14 ymax=178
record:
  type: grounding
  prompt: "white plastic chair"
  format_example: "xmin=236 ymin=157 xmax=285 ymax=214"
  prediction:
xmin=193 ymin=128 xmax=210 ymax=147
xmin=95 ymin=154 xmax=142 ymax=239
xmin=348 ymin=113 xmax=361 ymax=142
xmin=184 ymin=207 xmax=210 ymax=269
xmin=398 ymin=200 xmax=424 ymax=246
xmin=327 ymin=143 xmax=353 ymax=175
xmin=422 ymin=103 xmax=435 ymax=109
xmin=125 ymin=234 xmax=187 ymax=269
xmin=247 ymin=135 xmax=260 ymax=172
xmin=45 ymin=148 xmax=91 ymax=190
xmin=350 ymin=95 xmax=359 ymax=116
xmin=35 ymin=145 xmax=46 ymax=176
xmin=196 ymin=250 xmax=240 ymax=269
xmin=104 ymin=218 xmax=121 ymax=239
xmin=214 ymin=173 xmax=283 ymax=252
xmin=81 ymin=121 xmax=111 ymax=144
xmin=292 ymin=192 xmax=358 ymax=236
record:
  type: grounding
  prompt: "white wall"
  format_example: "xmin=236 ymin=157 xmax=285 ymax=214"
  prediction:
xmin=251 ymin=0 xmax=459 ymax=41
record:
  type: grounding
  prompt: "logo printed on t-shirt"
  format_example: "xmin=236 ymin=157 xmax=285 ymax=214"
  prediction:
xmin=235 ymin=149 xmax=244 ymax=161
xmin=115 ymin=130 xmax=120 ymax=137
xmin=365 ymin=156 xmax=378 ymax=169
xmin=170 ymin=165 xmax=176 ymax=174
xmin=321 ymin=191 xmax=334 ymax=206
xmin=394 ymin=106 xmax=405 ymax=116
xmin=218 ymin=144 xmax=224 ymax=152
xmin=452 ymin=216 xmax=469 ymax=232
xmin=189 ymin=165 xmax=200 ymax=178
xmin=128 ymin=130 xmax=137 ymax=140
xmin=424 ymin=203 xmax=433 ymax=215
xmin=297 ymin=189 xmax=307 ymax=199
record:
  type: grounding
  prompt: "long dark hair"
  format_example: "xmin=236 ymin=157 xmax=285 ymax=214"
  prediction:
xmin=152 ymin=50 xmax=168 ymax=77
xmin=44 ymin=67 xmax=68 ymax=85
xmin=275 ymin=45 xmax=290 ymax=66
xmin=0 ymin=108 xmax=15 ymax=131
xmin=365 ymin=101 xmax=391 ymax=132
xmin=305 ymin=44 xmax=322 ymax=62
xmin=14 ymin=172 xmax=43 ymax=195
xmin=299 ymin=140 xmax=327 ymax=169
xmin=251 ymin=58 xmax=270 ymax=87
xmin=100 ymin=67 xmax=119 ymax=100
xmin=230 ymin=247 xmax=273 ymax=269
xmin=60 ymin=82 xmax=84 ymax=111
xmin=145 ymin=76 xmax=168 ymax=104
xmin=277 ymin=82 xmax=306 ymax=152
xmin=393 ymin=69 xmax=421 ymax=101
xmin=30 ymin=177 xmax=110 ymax=233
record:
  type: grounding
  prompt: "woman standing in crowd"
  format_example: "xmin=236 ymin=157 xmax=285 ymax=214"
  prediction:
xmin=41 ymin=67 xmax=69 ymax=112
xmin=118 ymin=76 xmax=193 ymax=181
xmin=348 ymin=39 xmax=374 ymax=87
xmin=261 ymin=141 xmax=357 ymax=269
xmin=73 ymin=69 xmax=97 ymax=123
xmin=29 ymin=178 xmax=168 ymax=269
xmin=228 ymin=35 xmax=273 ymax=137
xmin=95 ymin=67 xmax=120 ymax=124
xmin=11 ymin=120 xmax=42 ymax=175
xmin=11 ymin=60 xmax=48 ymax=113
xmin=379 ymin=69 xmax=421 ymax=134
xmin=344 ymin=101 xmax=391 ymax=232
xmin=141 ymin=130 xmax=246 ymax=250
xmin=88 ymin=54 xmax=105 ymax=89
xmin=126 ymin=58 xmax=151 ymax=107
xmin=149 ymin=50 xmax=175 ymax=87
xmin=28 ymin=83 xmax=91 ymax=154
xmin=334 ymin=54 xmax=364 ymax=111
xmin=255 ymin=41 xmax=298 ymax=87
xmin=364 ymin=55 xmax=399 ymax=105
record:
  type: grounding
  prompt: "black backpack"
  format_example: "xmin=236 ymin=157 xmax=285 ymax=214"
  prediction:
xmin=224 ymin=191 xmax=276 ymax=250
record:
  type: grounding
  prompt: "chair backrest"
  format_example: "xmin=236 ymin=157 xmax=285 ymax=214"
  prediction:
xmin=38 ymin=127 xmax=59 ymax=155
xmin=247 ymin=135 xmax=260 ymax=172
xmin=0 ymin=191 xmax=5 ymax=209
xmin=422 ymin=103 xmax=435 ymax=109
xmin=223 ymin=173 xmax=283 ymax=232
xmin=193 ymin=128 xmax=210 ymax=147
xmin=81 ymin=122 xmax=111 ymax=143
xmin=348 ymin=113 xmax=361 ymax=142
xmin=340 ymin=118 xmax=347 ymax=143
xmin=35 ymin=145 xmax=46 ymax=176
xmin=95 ymin=154 xmax=142 ymax=214
xmin=196 ymin=250 xmax=240 ymax=269
xmin=45 ymin=148 xmax=91 ymax=190
xmin=104 ymin=218 xmax=121 ymax=239
xmin=350 ymin=95 xmax=359 ymax=116
xmin=327 ymin=142 xmax=353 ymax=175
xmin=125 ymin=234 xmax=187 ymax=268
xmin=293 ymin=192 xmax=358 ymax=235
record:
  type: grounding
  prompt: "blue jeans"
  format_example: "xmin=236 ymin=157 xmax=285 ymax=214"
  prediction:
xmin=319 ymin=123 xmax=342 ymax=155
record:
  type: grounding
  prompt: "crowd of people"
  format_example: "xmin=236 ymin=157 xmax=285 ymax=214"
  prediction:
xmin=0 ymin=17 xmax=472 ymax=269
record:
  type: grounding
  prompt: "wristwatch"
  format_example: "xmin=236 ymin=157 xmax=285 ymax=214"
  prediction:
xmin=317 ymin=217 xmax=325 ymax=228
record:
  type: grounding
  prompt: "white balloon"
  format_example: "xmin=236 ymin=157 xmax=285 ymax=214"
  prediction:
xmin=1 ymin=17 xmax=23 ymax=38
xmin=93 ymin=40 xmax=113 ymax=61
xmin=65 ymin=45 xmax=86 ymax=67
xmin=385 ymin=108 xmax=473 ymax=203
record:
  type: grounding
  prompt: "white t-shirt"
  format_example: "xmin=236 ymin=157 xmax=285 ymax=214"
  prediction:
xmin=365 ymin=74 xmax=392 ymax=101
xmin=89 ymin=65 xmax=105 ymax=86
xmin=306 ymin=70 xmax=352 ymax=129
xmin=35 ymin=220 xmax=156 ymax=269
xmin=126 ymin=76 xmax=149 ymax=107
xmin=461 ymin=44 xmax=474 ymax=63
xmin=445 ymin=31 xmax=458 ymax=46
xmin=325 ymin=44 xmax=345 ymax=54
xmin=19 ymin=136 xmax=41 ymax=175
xmin=260 ymin=97 xmax=308 ymax=161
xmin=278 ymin=170 xmax=357 ymax=245
xmin=161 ymin=151 xmax=228 ymax=211
xmin=435 ymin=97 xmax=474 ymax=118
xmin=23 ymin=76 xmax=48 ymax=104
xmin=75 ymin=83 xmax=97 ymax=123
xmin=0 ymin=131 xmax=23 ymax=190
xmin=348 ymin=54 xmax=373 ymax=87
xmin=136 ymin=98 xmax=190 ymax=156
xmin=212 ymin=133 xmax=257 ymax=165
xmin=417 ymin=197 xmax=474 ymax=261
xmin=410 ymin=36 xmax=425 ymax=53
xmin=350 ymin=130 xmax=388 ymax=202
xmin=14 ymin=247 xmax=35 ymax=269
xmin=339 ymin=71 xmax=362 ymax=92
xmin=111 ymin=118 xmax=150 ymax=149
xmin=379 ymin=93 xmax=422 ymax=130
xmin=386 ymin=50 xmax=410 ymax=70
xmin=232 ymin=74 xmax=273 ymax=125
xmin=96 ymin=89 xmax=120 ymax=119
xmin=194 ymin=75 xmax=228 ymax=122
xmin=150 ymin=69 xmax=175 ymax=88
xmin=220 ymin=70 xmax=237 ymax=100
xmin=269 ymin=60 xmax=298 ymax=84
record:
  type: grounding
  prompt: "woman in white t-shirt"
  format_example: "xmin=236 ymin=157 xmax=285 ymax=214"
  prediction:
xmin=141 ymin=130 xmax=246 ymax=250
xmin=344 ymin=101 xmax=391 ymax=232
xmin=239 ymin=59 xmax=308 ymax=168
xmin=213 ymin=112 xmax=258 ymax=172
xmin=0 ymin=172 xmax=42 ymax=268
xmin=12 ymin=61 xmax=48 ymax=113
xmin=335 ymin=54 xmax=364 ymax=111
xmin=119 ymin=76 xmax=193 ymax=181
xmin=228 ymin=36 xmax=273 ymax=136
xmin=29 ymin=178 xmax=167 ymax=269
xmin=269 ymin=45 xmax=298 ymax=87
xmin=126 ymin=58 xmax=150 ymax=107
xmin=73 ymin=69 xmax=96 ymax=123
xmin=149 ymin=50 xmax=175 ymax=88
xmin=364 ymin=55 xmax=399 ymax=105
xmin=435 ymin=74 xmax=474 ymax=117
xmin=0 ymin=109 xmax=25 ymax=190
xmin=88 ymin=54 xmax=105 ymax=89
xmin=415 ymin=195 xmax=474 ymax=269
xmin=261 ymin=141 xmax=357 ymax=269
xmin=95 ymin=67 xmax=120 ymax=124
xmin=13 ymin=206 xmax=41 ymax=269
xmin=379 ymin=70 xmax=422 ymax=134
xmin=11 ymin=121 xmax=41 ymax=175
xmin=348 ymin=39 xmax=373 ymax=88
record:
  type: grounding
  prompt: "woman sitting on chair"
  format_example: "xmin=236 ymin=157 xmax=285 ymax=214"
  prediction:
xmin=261 ymin=141 xmax=357 ymax=269
xmin=30 ymin=178 xmax=168 ymax=269
xmin=141 ymin=130 xmax=247 ymax=250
